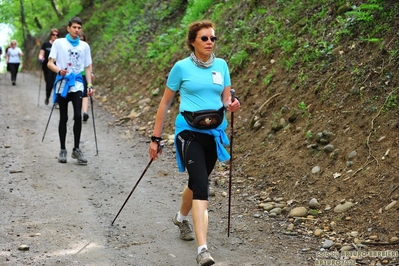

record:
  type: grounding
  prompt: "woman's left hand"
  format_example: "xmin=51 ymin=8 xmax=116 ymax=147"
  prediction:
xmin=227 ymin=98 xmax=241 ymax=112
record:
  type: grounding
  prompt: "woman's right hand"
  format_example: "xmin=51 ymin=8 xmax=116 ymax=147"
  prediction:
xmin=149 ymin=141 xmax=163 ymax=159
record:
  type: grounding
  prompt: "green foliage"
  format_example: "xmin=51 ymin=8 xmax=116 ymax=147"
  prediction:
xmin=0 ymin=0 xmax=82 ymax=45
xmin=4 ymin=0 xmax=398 ymax=113
xmin=298 ymin=101 xmax=311 ymax=118
xmin=262 ymin=71 xmax=275 ymax=86
xmin=298 ymin=101 xmax=307 ymax=111
xmin=305 ymin=130 xmax=314 ymax=139
xmin=145 ymin=27 xmax=185 ymax=69
xmin=345 ymin=3 xmax=383 ymax=23
xmin=182 ymin=0 xmax=214 ymax=26
xmin=359 ymin=36 xmax=380 ymax=43
xmin=383 ymin=95 xmax=399 ymax=111
xmin=229 ymin=50 xmax=249 ymax=73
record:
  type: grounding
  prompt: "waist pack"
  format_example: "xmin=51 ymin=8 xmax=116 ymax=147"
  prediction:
xmin=181 ymin=107 xmax=225 ymax=129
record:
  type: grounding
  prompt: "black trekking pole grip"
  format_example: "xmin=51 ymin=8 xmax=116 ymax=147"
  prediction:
xmin=111 ymin=144 xmax=164 ymax=226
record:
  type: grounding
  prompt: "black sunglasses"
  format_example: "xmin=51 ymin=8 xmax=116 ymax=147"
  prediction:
xmin=52 ymin=33 xmax=59 ymax=36
xmin=200 ymin=36 xmax=217 ymax=42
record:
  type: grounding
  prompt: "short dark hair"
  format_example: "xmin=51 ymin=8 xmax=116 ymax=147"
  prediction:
xmin=186 ymin=20 xmax=215 ymax=51
xmin=68 ymin=17 xmax=83 ymax=27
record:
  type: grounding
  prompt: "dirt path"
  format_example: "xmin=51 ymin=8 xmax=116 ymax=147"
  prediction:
xmin=0 ymin=72 xmax=317 ymax=266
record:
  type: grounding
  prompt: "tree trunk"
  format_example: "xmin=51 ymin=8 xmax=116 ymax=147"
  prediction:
xmin=34 ymin=17 xmax=42 ymax=30
xmin=19 ymin=0 xmax=29 ymax=41
xmin=51 ymin=0 xmax=63 ymax=20
xmin=81 ymin=0 xmax=95 ymax=9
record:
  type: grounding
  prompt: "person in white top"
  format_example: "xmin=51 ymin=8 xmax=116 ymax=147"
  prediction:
xmin=6 ymin=40 xmax=23 ymax=85
xmin=47 ymin=17 xmax=94 ymax=165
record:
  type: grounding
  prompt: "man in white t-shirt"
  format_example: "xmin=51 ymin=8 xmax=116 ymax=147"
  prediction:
xmin=47 ymin=17 xmax=94 ymax=165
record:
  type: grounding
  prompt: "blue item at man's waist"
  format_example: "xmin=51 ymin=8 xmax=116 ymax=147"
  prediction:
xmin=53 ymin=72 xmax=84 ymax=103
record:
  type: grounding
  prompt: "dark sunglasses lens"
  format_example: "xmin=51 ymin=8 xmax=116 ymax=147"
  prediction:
xmin=52 ymin=34 xmax=58 ymax=36
xmin=200 ymin=36 xmax=217 ymax=42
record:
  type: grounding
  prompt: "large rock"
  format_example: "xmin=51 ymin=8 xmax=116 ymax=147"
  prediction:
xmin=309 ymin=198 xmax=320 ymax=209
xmin=334 ymin=202 xmax=354 ymax=213
xmin=288 ymin=207 xmax=308 ymax=217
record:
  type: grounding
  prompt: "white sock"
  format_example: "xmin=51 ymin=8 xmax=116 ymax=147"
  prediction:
xmin=177 ymin=211 xmax=188 ymax=222
xmin=198 ymin=245 xmax=207 ymax=254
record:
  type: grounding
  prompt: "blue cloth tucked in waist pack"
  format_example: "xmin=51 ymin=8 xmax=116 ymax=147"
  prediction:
xmin=174 ymin=113 xmax=230 ymax=172
xmin=52 ymin=72 xmax=84 ymax=103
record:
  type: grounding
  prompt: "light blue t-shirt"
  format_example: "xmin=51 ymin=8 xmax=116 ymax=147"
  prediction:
xmin=167 ymin=57 xmax=231 ymax=112
xmin=167 ymin=56 xmax=232 ymax=172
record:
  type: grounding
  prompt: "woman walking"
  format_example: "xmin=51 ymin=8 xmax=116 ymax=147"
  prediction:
xmin=6 ymin=40 xmax=23 ymax=85
xmin=148 ymin=20 xmax=240 ymax=266
xmin=38 ymin=28 xmax=59 ymax=105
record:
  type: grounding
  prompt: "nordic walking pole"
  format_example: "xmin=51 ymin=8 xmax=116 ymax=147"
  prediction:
xmin=42 ymin=77 xmax=64 ymax=142
xmin=37 ymin=69 xmax=42 ymax=107
xmin=42 ymin=101 xmax=57 ymax=142
xmin=111 ymin=144 xmax=164 ymax=226
xmin=89 ymin=96 xmax=99 ymax=156
xmin=227 ymin=89 xmax=236 ymax=237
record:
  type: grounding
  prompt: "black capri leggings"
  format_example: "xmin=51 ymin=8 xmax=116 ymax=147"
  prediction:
xmin=176 ymin=130 xmax=217 ymax=200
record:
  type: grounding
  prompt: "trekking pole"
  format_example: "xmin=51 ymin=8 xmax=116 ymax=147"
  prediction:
xmin=89 ymin=96 xmax=99 ymax=156
xmin=42 ymin=78 xmax=63 ymax=142
xmin=42 ymin=101 xmax=56 ymax=142
xmin=111 ymin=144 xmax=164 ymax=226
xmin=37 ymin=70 xmax=42 ymax=107
xmin=227 ymin=89 xmax=236 ymax=237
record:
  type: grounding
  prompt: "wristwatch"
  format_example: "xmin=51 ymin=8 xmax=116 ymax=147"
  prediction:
xmin=151 ymin=136 xmax=162 ymax=143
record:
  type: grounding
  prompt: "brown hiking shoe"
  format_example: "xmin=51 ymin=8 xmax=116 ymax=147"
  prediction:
xmin=196 ymin=248 xmax=215 ymax=266
xmin=172 ymin=214 xmax=194 ymax=241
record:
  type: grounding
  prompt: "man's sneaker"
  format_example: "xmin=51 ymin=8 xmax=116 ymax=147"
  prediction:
xmin=45 ymin=97 xmax=49 ymax=105
xmin=196 ymin=248 xmax=215 ymax=266
xmin=83 ymin=112 xmax=89 ymax=122
xmin=58 ymin=149 xmax=67 ymax=163
xmin=172 ymin=214 xmax=194 ymax=241
xmin=71 ymin=148 xmax=88 ymax=164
